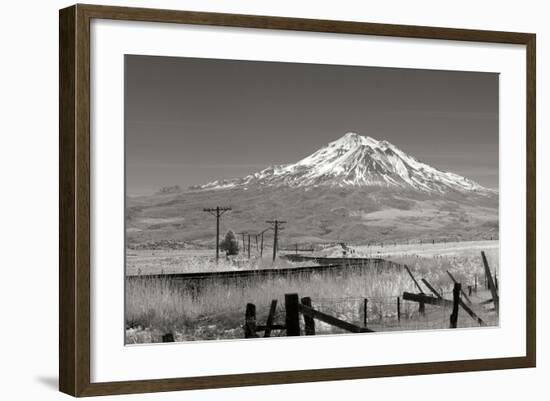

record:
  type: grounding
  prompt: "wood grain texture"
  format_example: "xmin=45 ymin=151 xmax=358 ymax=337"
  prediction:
xmin=59 ymin=4 xmax=92 ymax=396
xmin=59 ymin=5 xmax=76 ymax=396
xmin=77 ymin=3 xmax=533 ymax=44
xmin=525 ymin=35 xmax=536 ymax=368
xmin=77 ymin=357 xmax=535 ymax=396
xmin=58 ymin=3 xmax=536 ymax=397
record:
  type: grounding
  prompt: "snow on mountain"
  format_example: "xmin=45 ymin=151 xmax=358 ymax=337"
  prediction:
xmin=191 ymin=132 xmax=489 ymax=194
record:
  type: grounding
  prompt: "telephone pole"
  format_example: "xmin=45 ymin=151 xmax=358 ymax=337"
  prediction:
xmin=258 ymin=228 xmax=270 ymax=258
xmin=260 ymin=230 xmax=266 ymax=257
xmin=237 ymin=232 xmax=247 ymax=255
xmin=266 ymin=220 xmax=286 ymax=262
xmin=246 ymin=233 xmax=261 ymax=259
xmin=237 ymin=232 xmax=246 ymax=250
xmin=203 ymin=206 xmax=231 ymax=262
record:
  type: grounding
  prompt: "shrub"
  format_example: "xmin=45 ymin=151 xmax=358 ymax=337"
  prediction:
xmin=220 ymin=230 xmax=239 ymax=255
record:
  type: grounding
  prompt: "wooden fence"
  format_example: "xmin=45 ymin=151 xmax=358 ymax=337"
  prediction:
xmin=239 ymin=251 xmax=499 ymax=338
xmin=160 ymin=251 xmax=499 ymax=341
xmin=401 ymin=251 xmax=498 ymax=328
xmin=243 ymin=293 xmax=374 ymax=338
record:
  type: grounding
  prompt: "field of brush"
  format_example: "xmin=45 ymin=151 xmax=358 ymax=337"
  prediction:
xmin=126 ymin=248 xmax=317 ymax=275
xmin=125 ymin=240 xmax=499 ymax=344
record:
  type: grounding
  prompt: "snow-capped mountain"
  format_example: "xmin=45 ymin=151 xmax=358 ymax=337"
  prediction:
xmin=191 ymin=132 xmax=488 ymax=194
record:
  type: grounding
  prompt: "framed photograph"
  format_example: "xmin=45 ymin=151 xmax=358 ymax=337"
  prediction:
xmin=59 ymin=4 xmax=536 ymax=397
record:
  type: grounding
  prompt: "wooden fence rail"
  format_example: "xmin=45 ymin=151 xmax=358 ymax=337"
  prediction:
xmin=402 ymin=292 xmax=452 ymax=308
xmin=297 ymin=302 xmax=374 ymax=334
xmin=404 ymin=278 xmax=486 ymax=327
xmin=243 ymin=293 xmax=375 ymax=338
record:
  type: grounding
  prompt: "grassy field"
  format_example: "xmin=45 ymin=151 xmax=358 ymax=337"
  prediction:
xmin=126 ymin=185 xmax=498 ymax=246
xmin=125 ymin=240 xmax=499 ymax=343
xmin=126 ymin=248 xmax=320 ymax=276
xmin=322 ymin=239 xmax=498 ymax=258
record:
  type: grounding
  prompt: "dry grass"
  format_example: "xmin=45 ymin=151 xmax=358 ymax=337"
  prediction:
xmin=125 ymin=250 xmax=499 ymax=343
xmin=387 ymin=248 xmax=499 ymax=294
xmin=126 ymin=250 xmax=318 ymax=276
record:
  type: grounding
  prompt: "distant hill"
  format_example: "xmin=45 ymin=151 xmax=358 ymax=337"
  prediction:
xmin=127 ymin=133 xmax=498 ymax=248
xmin=155 ymin=185 xmax=182 ymax=195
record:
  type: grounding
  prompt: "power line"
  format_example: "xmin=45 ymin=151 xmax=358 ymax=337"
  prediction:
xmin=236 ymin=232 xmax=246 ymax=251
xmin=203 ymin=206 xmax=232 ymax=262
xmin=259 ymin=228 xmax=270 ymax=258
xmin=266 ymin=220 xmax=287 ymax=262
xmin=236 ymin=232 xmax=253 ymax=259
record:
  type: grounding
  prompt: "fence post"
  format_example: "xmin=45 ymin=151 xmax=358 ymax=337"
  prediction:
xmin=450 ymin=283 xmax=461 ymax=328
xmin=482 ymin=251 xmax=499 ymax=314
xmin=363 ymin=298 xmax=368 ymax=327
xmin=301 ymin=297 xmax=315 ymax=335
xmin=446 ymin=270 xmax=472 ymax=304
xmin=397 ymin=296 xmax=401 ymax=322
xmin=244 ymin=303 xmax=258 ymax=338
xmin=285 ymin=293 xmax=300 ymax=336
xmin=264 ymin=299 xmax=278 ymax=338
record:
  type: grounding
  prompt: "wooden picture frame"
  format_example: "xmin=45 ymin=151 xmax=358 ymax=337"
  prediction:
xmin=59 ymin=3 xmax=536 ymax=397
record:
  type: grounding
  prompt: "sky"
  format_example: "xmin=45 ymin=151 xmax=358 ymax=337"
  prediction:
xmin=125 ymin=55 xmax=499 ymax=196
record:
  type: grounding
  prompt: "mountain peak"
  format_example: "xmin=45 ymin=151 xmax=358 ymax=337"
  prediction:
xmin=190 ymin=132 xmax=489 ymax=194
xmin=339 ymin=132 xmax=365 ymax=142
xmin=333 ymin=132 xmax=379 ymax=148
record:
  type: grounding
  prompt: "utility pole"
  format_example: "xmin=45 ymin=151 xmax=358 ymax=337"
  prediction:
xmin=237 ymin=231 xmax=259 ymax=259
xmin=236 ymin=232 xmax=246 ymax=254
xmin=203 ymin=206 xmax=231 ymax=262
xmin=260 ymin=231 xmax=265 ymax=257
xmin=266 ymin=220 xmax=286 ymax=262
xmin=254 ymin=228 xmax=270 ymax=258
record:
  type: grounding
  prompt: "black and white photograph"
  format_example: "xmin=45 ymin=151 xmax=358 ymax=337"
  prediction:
xmin=124 ymin=55 xmax=500 ymax=344
xmin=1 ymin=0 xmax=543 ymax=399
